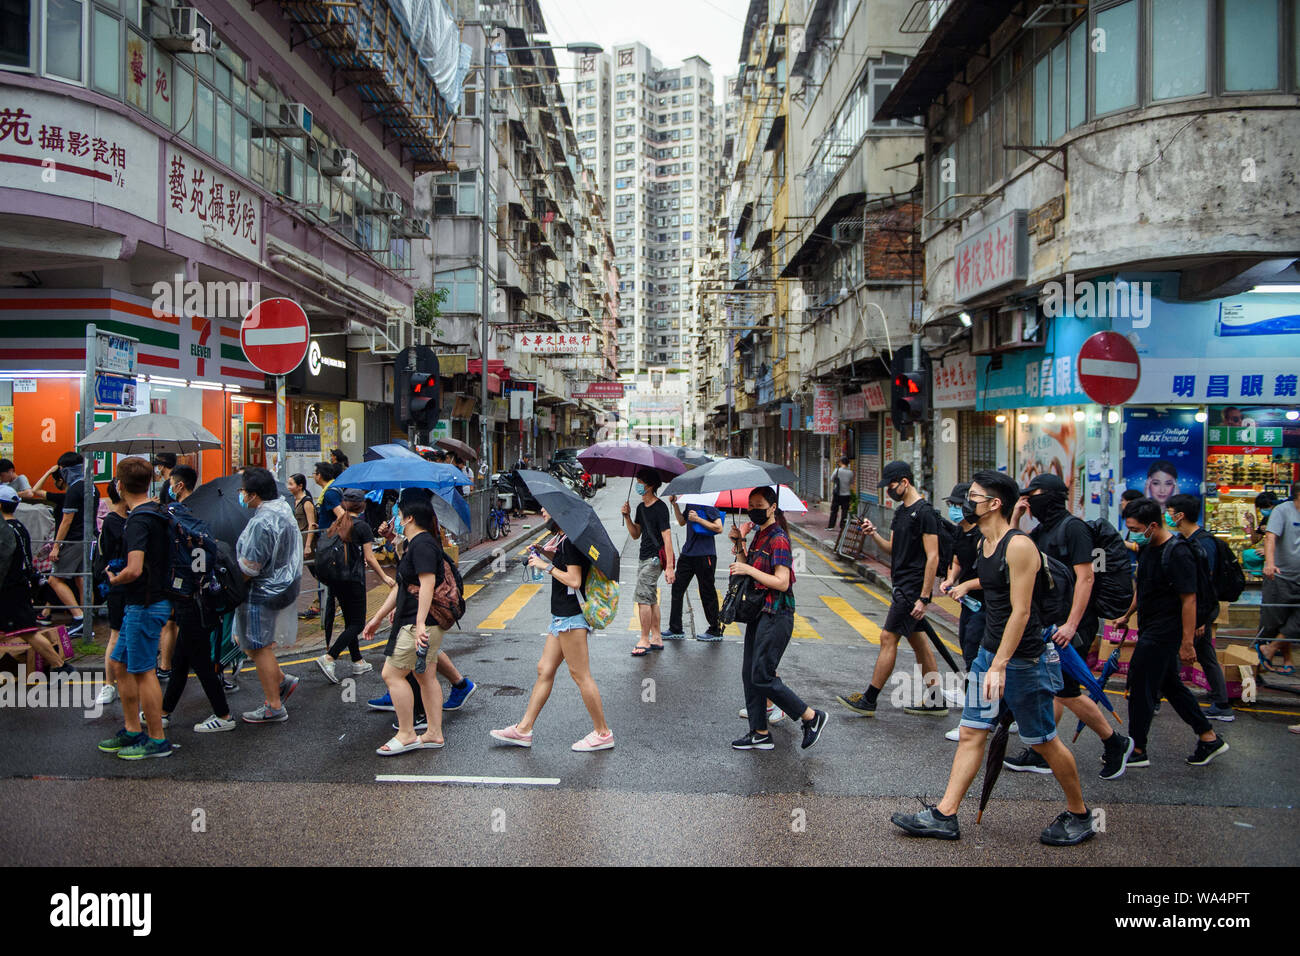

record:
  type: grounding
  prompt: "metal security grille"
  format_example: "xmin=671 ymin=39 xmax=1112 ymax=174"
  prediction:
xmin=857 ymin=417 xmax=880 ymax=503
xmin=959 ymin=410 xmax=999 ymax=476
xmin=798 ymin=433 xmax=823 ymax=503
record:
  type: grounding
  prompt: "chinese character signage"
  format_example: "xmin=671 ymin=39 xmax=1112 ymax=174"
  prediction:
xmin=165 ymin=146 xmax=261 ymax=262
xmin=515 ymin=331 xmax=597 ymax=354
xmin=582 ymin=382 xmax=625 ymax=398
xmin=953 ymin=210 xmax=1028 ymax=302
xmin=813 ymin=386 xmax=839 ymax=435
xmin=863 ymin=382 xmax=887 ymax=412
xmin=932 ymin=351 xmax=977 ymax=408
xmin=840 ymin=391 xmax=866 ymax=421
xmin=976 ymin=314 xmax=1109 ymax=411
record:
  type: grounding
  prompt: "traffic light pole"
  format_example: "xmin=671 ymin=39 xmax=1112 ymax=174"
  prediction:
xmin=912 ymin=331 xmax=923 ymax=493
xmin=479 ymin=42 xmax=493 ymax=483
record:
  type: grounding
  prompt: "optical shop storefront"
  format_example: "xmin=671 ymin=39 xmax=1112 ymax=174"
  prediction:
xmin=0 ymin=290 xmax=268 ymax=485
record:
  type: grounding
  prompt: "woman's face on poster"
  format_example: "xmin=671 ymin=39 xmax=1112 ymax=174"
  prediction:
xmin=1147 ymin=470 xmax=1177 ymax=505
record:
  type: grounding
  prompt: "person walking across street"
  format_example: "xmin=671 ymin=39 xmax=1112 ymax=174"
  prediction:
xmin=1116 ymin=497 xmax=1227 ymax=768
xmin=1168 ymin=493 xmax=1234 ymax=720
xmin=234 ymin=467 xmax=303 ymax=724
xmin=93 ymin=478 xmax=129 ymax=704
xmin=303 ymin=461 xmax=345 ymax=620
xmin=361 ymin=497 xmax=449 ymax=755
xmin=827 ymin=457 xmax=855 ymax=530
xmin=938 ymin=482 xmax=983 ymax=741
xmin=157 ymin=467 xmax=236 ymax=735
xmin=1257 ymin=482 xmax=1300 ymax=675
xmin=665 ymin=494 xmax=724 ymax=641
xmin=48 ymin=450 xmax=98 ymax=638
xmin=727 ymin=487 xmax=827 ymax=752
xmin=835 ymin=461 xmax=946 ymax=718
xmin=892 ymin=471 xmax=1096 ymax=845
xmin=623 ymin=468 xmax=674 ymax=656
xmin=97 ymin=458 xmax=174 ymax=760
xmin=490 ymin=507 xmax=613 ymax=752
xmin=1003 ymin=475 xmax=1133 ymax=780
xmin=316 ymin=488 xmax=394 ymax=682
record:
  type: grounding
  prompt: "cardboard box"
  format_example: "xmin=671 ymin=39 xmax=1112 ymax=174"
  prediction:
xmin=1218 ymin=644 xmax=1257 ymax=671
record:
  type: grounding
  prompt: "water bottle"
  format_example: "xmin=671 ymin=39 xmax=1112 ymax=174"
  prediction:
xmin=960 ymin=595 xmax=982 ymax=613
xmin=523 ymin=548 xmax=545 ymax=582
xmin=415 ymin=634 xmax=429 ymax=674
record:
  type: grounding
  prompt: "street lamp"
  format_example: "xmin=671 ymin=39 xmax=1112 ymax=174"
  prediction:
xmin=478 ymin=37 xmax=602 ymax=481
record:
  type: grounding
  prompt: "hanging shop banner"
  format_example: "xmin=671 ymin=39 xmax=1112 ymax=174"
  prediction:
xmin=1121 ymin=407 xmax=1206 ymax=508
xmin=514 ymin=332 xmax=597 ymax=354
xmin=932 ymin=351 xmax=977 ymax=408
xmin=976 ymin=314 xmax=1110 ymax=410
xmin=863 ymin=382 xmax=888 ymax=412
xmin=813 ymin=386 xmax=838 ymax=435
xmin=1016 ymin=409 xmax=1085 ymax=517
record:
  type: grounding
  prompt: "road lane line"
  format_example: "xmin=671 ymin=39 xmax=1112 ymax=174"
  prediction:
xmin=792 ymin=612 xmax=821 ymax=639
xmin=462 ymin=584 xmax=484 ymax=599
xmin=477 ymin=583 xmax=542 ymax=629
xmin=376 ymin=775 xmax=560 ymax=786
xmin=853 ymin=581 xmax=893 ymax=606
xmin=820 ymin=596 xmax=881 ymax=644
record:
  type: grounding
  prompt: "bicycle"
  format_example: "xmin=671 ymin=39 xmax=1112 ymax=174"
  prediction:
xmin=487 ymin=495 xmax=511 ymax=540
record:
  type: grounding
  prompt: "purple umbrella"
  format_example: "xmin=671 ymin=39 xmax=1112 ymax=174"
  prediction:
xmin=578 ymin=440 xmax=686 ymax=482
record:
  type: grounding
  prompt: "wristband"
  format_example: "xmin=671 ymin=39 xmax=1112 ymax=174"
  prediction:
xmin=920 ymin=596 xmax=932 ymax=604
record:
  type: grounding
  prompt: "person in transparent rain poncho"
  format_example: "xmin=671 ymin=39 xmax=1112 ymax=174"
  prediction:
xmin=233 ymin=467 xmax=304 ymax=724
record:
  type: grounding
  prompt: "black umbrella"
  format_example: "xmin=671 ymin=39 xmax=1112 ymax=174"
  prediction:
xmin=660 ymin=457 xmax=797 ymax=497
xmin=185 ymin=474 xmax=293 ymax=547
xmin=661 ymin=445 xmax=713 ymax=470
xmin=516 ymin=470 xmax=620 ymax=580
xmin=977 ymin=708 xmax=1017 ymax=823
xmin=918 ymin=619 xmax=960 ymax=673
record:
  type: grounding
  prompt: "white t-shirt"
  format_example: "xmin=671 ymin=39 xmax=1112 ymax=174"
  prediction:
xmin=3 ymin=475 xmax=31 ymax=495
xmin=1266 ymin=499 xmax=1300 ymax=583
xmin=833 ymin=467 xmax=853 ymax=496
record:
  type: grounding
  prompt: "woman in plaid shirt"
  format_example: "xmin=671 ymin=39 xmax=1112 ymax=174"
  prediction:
xmin=727 ymin=486 xmax=828 ymax=752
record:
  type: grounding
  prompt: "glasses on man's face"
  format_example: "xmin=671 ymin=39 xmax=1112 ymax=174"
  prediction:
xmin=964 ymin=493 xmax=993 ymax=506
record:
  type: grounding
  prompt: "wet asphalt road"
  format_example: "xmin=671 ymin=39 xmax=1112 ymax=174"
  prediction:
xmin=1 ymin=479 xmax=1296 ymax=865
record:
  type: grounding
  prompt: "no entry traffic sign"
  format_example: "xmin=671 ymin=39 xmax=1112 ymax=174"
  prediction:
xmin=1077 ymin=331 xmax=1140 ymax=406
xmin=240 ymin=299 xmax=310 ymax=376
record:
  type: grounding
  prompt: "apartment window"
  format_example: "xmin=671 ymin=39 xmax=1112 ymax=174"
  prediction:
xmin=1068 ymin=22 xmax=1087 ymax=126
xmin=436 ymin=268 xmax=479 ymax=312
xmin=1094 ymin=0 xmax=1139 ymax=114
xmin=44 ymin=0 xmax=85 ymax=82
xmin=1 ymin=0 xmax=33 ymax=68
xmin=1149 ymin=0 xmax=1208 ymax=99
xmin=1223 ymin=0 xmax=1279 ymax=90
xmin=433 ymin=170 xmax=477 ymax=215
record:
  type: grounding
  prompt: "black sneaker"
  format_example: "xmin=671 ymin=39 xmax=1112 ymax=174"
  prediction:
xmin=1205 ymin=703 xmax=1235 ymax=722
xmin=731 ymin=731 xmax=774 ymax=751
xmin=1099 ymin=733 xmax=1135 ymax=780
xmin=1127 ymin=749 xmax=1151 ymax=768
xmin=891 ymin=801 xmax=961 ymax=841
xmin=835 ymin=692 xmax=875 ymax=717
xmin=66 ymin=617 xmax=85 ymax=637
xmin=801 ymin=709 xmax=827 ymax=750
xmin=393 ymin=715 xmax=429 ymax=733
xmin=1186 ymin=736 xmax=1229 ymax=766
xmin=903 ymin=701 xmax=950 ymax=717
xmin=1040 ymin=809 xmax=1096 ymax=846
xmin=1004 ymin=747 xmax=1052 ymax=774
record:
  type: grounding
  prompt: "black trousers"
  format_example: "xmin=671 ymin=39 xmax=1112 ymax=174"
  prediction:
xmin=742 ymin=608 xmax=807 ymax=733
xmin=828 ymin=493 xmax=851 ymax=529
xmin=1127 ymin=639 xmax=1212 ymax=752
xmin=668 ymin=553 xmax=720 ymax=634
xmin=162 ymin=603 xmax=229 ymax=718
xmin=1194 ymin=625 xmax=1229 ymax=707
xmin=327 ymin=579 xmax=366 ymax=662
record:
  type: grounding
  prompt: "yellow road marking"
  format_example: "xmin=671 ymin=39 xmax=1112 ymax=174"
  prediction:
xmin=820 ymin=596 xmax=881 ymax=644
xmin=515 ymin=529 xmax=550 ymax=557
xmin=853 ymin=581 xmax=892 ymax=606
xmin=792 ymin=612 xmax=821 ymax=639
xmin=477 ymin=583 xmax=542 ymax=629
xmin=462 ymin=584 xmax=484 ymax=599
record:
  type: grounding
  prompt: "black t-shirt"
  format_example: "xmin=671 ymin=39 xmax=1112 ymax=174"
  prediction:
xmin=1031 ymin=514 xmax=1093 ymax=569
xmin=61 ymin=479 xmax=99 ymax=548
xmin=99 ymin=511 xmax=127 ymax=592
xmin=393 ymin=531 xmax=446 ymax=629
xmin=888 ymin=499 xmax=940 ymax=594
xmin=952 ymin=523 xmax=982 ymax=584
xmin=3 ymin=517 xmax=33 ymax=588
xmin=635 ymin=499 xmax=671 ymax=561
xmin=1136 ymin=536 xmax=1197 ymax=645
xmin=551 ymin=536 xmax=591 ymax=617
xmin=121 ymin=507 xmax=172 ymax=606
xmin=48 ymin=491 xmax=66 ymax=527
xmin=346 ymin=519 xmax=375 ymax=580
xmin=976 ymin=529 xmax=1044 ymax=660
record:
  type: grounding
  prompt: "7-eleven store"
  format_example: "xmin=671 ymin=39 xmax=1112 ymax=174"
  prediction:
xmin=0 ymin=289 xmax=270 ymax=487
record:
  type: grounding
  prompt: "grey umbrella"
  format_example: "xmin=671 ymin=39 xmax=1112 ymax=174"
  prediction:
xmin=660 ymin=457 xmax=797 ymax=497
xmin=77 ymin=413 xmax=222 ymax=454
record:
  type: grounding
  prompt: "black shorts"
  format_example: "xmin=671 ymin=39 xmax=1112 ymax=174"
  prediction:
xmin=107 ymin=591 xmax=126 ymax=632
xmin=0 ymin=584 xmax=38 ymax=632
xmin=883 ymin=588 xmax=928 ymax=637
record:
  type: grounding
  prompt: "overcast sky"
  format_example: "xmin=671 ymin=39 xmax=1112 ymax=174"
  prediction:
xmin=536 ymin=0 xmax=750 ymax=86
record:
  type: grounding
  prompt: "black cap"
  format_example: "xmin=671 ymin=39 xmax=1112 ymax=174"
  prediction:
xmin=1022 ymin=473 xmax=1067 ymax=496
xmin=944 ymin=482 xmax=971 ymax=506
xmin=878 ymin=461 xmax=913 ymax=487
xmin=152 ymin=453 xmax=177 ymax=468
xmin=341 ymin=487 xmax=366 ymax=503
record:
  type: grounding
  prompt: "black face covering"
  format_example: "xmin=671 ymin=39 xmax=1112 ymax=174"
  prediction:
xmin=960 ymin=502 xmax=978 ymax=523
xmin=747 ymin=507 xmax=769 ymax=525
xmin=1027 ymin=490 xmax=1068 ymax=523
xmin=886 ymin=485 xmax=906 ymax=503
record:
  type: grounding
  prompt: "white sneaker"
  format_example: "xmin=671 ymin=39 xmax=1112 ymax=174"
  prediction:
xmin=96 ymin=684 xmax=118 ymax=705
xmin=738 ymin=705 xmax=784 ymax=722
xmin=1009 ymin=721 xmax=1019 ymax=735
xmin=143 ymin=711 xmax=170 ymax=729
xmin=194 ymin=714 xmax=237 ymax=733
xmin=316 ymin=655 xmax=338 ymax=684
xmin=351 ymin=659 xmax=374 ymax=676
xmin=945 ymin=727 xmax=961 ymax=742
xmin=943 ymin=687 xmax=965 ymax=708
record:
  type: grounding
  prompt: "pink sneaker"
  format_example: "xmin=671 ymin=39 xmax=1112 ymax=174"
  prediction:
xmin=572 ymin=730 xmax=614 ymax=752
xmin=489 ymin=724 xmax=533 ymax=747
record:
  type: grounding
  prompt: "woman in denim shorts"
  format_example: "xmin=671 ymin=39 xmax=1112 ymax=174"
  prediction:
xmin=490 ymin=508 xmax=614 ymax=752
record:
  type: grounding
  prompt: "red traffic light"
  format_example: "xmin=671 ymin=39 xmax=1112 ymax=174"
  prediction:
xmin=893 ymin=374 xmax=920 ymax=395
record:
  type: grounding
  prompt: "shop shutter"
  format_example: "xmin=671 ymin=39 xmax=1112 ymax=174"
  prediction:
xmin=958 ymin=410 xmax=999 ymax=477
xmin=365 ymin=404 xmax=394 ymax=449
xmin=857 ymin=418 xmax=879 ymax=502
xmin=798 ymin=433 xmax=822 ymax=503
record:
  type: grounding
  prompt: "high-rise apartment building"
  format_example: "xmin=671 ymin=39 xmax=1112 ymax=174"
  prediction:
xmin=573 ymin=44 xmax=721 ymax=376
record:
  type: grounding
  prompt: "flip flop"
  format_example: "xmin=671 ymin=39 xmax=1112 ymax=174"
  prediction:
xmin=631 ymin=645 xmax=650 ymax=657
xmin=376 ymin=736 xmax=421 ymax=756
xmin=649 ymin=643 xmax=665 ymax=651
xmin=1255 ymin=640 xmax=1285 ymax=673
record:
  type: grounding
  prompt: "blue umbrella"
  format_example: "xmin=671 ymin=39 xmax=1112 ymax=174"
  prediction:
xmin=1074 ymin=645 xmax=1122 ymax=741
xmin=334 ymin=458 xmax=472 ymax=490
xmin=1048 ymin=626 xmax=1123 ymax=724
xmin=364 ymin=442 xmax=421 ymax=461
xmin=436 ymin=484 xmax=472 ymax=533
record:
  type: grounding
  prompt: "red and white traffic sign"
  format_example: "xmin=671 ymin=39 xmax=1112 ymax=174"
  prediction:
xmin=1077 ymin=331 xmax=1141 ymax=406
xmin=240 ymin=299 xmax=310 ymax=376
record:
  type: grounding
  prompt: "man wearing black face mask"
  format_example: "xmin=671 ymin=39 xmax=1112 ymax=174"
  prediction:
xmin=1005 ymin=475 xmax=1133 ymax=780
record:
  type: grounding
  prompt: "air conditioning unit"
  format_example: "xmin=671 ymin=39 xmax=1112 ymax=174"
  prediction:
xmin=320 ymin=147 xmax=357 ymax=177
xmin=261 ymin=103 xmax=312 ymax=137
xmin=397 ymin=217 xmax=432 ymax=239
xmin=153 ymin=7 xmax=213 ymax=52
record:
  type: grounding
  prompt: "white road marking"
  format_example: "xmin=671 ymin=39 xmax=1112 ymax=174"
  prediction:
xmin=376 ymin=774 xmax=561 ymax=786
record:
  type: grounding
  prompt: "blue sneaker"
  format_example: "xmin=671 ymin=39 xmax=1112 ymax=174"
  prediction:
xmin=444 ymin=678 xmax=477 ymax=711
xmin=661 ymin=630 xmax=686 ymax=641
xmin=118 ymin=737 xmax=174 ymax=760
xmin=367 ymin=693 xmax=396 ymax=712
xmin=696 ymin=628 xmax=725 ymax=642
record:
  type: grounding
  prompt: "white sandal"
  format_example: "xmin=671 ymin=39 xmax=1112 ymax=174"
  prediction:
xmin=376 ymin=735 xmax=421 ymax=756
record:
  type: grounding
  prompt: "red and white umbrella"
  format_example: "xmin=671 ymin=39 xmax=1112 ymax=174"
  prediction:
xmin=675 ymin=485 xmax=808 ymax=513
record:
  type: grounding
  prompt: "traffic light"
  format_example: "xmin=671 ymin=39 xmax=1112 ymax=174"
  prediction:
xmin=890 ymin=353 xmax=931 ymax=441
xmin=408 ymin=370 xmax=440 ymax=431
xmin=395 ymin=346 xmax=440 ymax=432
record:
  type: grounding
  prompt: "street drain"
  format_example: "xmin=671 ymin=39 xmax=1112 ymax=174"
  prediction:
xmin=493 ymin=686 xmax=525 ymax=696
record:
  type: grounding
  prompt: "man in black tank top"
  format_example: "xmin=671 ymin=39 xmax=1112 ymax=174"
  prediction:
xmin=892 ymin=471 xmax=1096 ymax=847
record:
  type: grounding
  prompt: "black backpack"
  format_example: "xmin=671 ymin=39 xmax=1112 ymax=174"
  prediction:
xmin=1160 ymin=536 xmax=1219 ymax=629
xmin=135 ymin=501 xmax=220 ymax=601
xmin=1084 ymin=518 xmax=1134 ymax=619
xmin=199 ymin=539 xmax=249 ymax=625
xmin=998 ymin=531 xmax=1075 ymax=629
xmin=934 ymin=511 xmax=959 ymax=579
xmin=1191 ymin=528 xmax=1245 ymax=603
xmin=313 ymin=529 xmax=361 ymax=586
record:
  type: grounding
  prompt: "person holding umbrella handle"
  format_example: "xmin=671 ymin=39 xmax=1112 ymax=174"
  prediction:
xmin=622 ymin=469 xmax=674 ymax=656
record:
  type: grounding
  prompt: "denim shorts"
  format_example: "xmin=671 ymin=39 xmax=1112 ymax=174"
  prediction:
xmin=548 ymin=613 xmax=589 ymax=636
xmin=960 ymin=642 xmax=1064 ymax=745
xmin=110 ymin=600 xmax=172 ymax=674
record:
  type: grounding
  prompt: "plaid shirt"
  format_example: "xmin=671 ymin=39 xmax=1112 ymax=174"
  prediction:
xmin=748 ymin=523 xmax=795 ymax=612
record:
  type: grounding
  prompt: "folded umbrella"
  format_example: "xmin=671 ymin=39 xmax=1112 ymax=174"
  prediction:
xmin=1050 ymin=626 xmax=1123 ymax=725
xmin=1074 ymin=644 xmax=1123 ymax=741
xmin=660 ymin=457 xmax=796 ymax=497
xmin=334 ymin=458 xmax=472 ymax=490
xmin=578 ymin=439 xmax=686 ymax=482
xmin=185 ymin=474 xmax=294 ymax=548
xmin=77 ymin=413 xmax=221 ymax=454
xmin=677 ymin=485 xmax=808 ymax=513
xmin=977 ymin=709 xmax=1017 ymax=823
xmin=517 ymin=470 xmax=620 ymax=580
